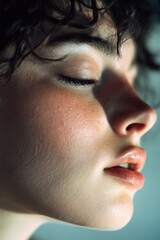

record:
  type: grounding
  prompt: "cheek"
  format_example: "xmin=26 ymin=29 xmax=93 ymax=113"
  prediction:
xmin=0 ymin=83 xmax=103 ymax=210
xmin=8 ymin=84 xmax=112 ymax=213
xmin=28 ymin=85 xmax=104 ymax=165
xmin=2 ymin=83 xmax=107 ymax=180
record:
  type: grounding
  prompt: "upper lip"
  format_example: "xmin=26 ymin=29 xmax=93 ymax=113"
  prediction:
xmin=105 ymin=146 xmax=146 ymax=172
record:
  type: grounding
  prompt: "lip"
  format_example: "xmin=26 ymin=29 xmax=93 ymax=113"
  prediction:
xmin=104 ymin=147 xmax=146 ymax=189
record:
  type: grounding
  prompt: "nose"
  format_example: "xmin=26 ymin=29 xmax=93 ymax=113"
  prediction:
xmin=94 ymin=71 xmax=157 ymax=137
xmin=108 ymin=94 xmax=157 ymax=136
xmin=106 ymin=81 xmax=157 ymax=137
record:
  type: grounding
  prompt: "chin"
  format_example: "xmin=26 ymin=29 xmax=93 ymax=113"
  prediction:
xmin=84 ymin=211 xmax=133 ymax=231
xmin=62 ymin=212 xmax=133 ymax=231
xmin=96 ymin=204 xmax=134 ymax=230
xmin=84 ymin=199 xmax=134 ymax=230
xmin=53 ymin=202 xmax=134 ymax=231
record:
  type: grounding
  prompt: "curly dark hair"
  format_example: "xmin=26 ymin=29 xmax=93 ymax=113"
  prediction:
xmin=0 ymin=0 xmax=153 ymax=80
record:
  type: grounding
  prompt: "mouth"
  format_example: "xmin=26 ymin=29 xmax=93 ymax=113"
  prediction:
xmin=104 ymin=147 xmax=146 ymax=189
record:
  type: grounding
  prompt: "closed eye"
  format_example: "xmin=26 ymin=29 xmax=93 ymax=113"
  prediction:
xmin=58 ymin=75 xmax=96 ymax=86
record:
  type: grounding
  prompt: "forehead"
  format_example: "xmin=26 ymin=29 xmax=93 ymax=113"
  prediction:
xmin=42 ymin=10 xmax=135 ymax=60
xmin=43 ymin=10 xmax=117 ymax=51
xmin=32 ymin=7 xmax=136 ymax=70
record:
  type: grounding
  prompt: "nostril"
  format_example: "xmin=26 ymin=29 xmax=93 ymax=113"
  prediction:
xmin=126 ymin=123 xmax=146 ymax=133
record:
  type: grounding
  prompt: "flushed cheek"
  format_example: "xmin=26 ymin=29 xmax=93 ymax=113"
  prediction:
xmin=14 ymin=84 xmax=113 ymax=213
xmin=26 ymin=85 xmax=105 ymax=167
xmin=0 ymin=83 xmax=104 ymax=210
xmin=5 ymin=83 xmax=108 ymax=188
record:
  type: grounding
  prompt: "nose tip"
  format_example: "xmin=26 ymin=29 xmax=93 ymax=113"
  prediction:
xmin=108 ymin=95 xmax=157 ymax=137
xmin=121 ymin=107 xmax=157 ymax=136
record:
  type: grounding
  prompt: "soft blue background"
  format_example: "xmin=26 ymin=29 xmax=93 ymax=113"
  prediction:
xmin=30 ymin=21 xmax=160 ymax=240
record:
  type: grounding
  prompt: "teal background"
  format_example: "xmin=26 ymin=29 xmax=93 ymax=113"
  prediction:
xmin=30 ymin=23 xmax=160 ymax=240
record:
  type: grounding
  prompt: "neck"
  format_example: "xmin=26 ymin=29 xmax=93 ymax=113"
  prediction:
xmin=0 ymin=209 xmax=49 ymax=240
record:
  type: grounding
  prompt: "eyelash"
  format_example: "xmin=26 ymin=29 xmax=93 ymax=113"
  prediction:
xmin=58 ymin=75 xmax=96 ymax=86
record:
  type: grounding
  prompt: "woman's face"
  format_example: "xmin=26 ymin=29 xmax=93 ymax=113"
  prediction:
xmin=0 ymin=14 xmax=157 ymax=230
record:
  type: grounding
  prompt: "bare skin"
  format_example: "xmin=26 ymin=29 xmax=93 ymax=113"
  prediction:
xmin=0 ymin=210 xmax=49 ymax=240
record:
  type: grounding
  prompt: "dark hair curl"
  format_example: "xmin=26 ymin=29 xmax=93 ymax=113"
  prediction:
xmin=0 ymin=0 xmax=152 ymax=80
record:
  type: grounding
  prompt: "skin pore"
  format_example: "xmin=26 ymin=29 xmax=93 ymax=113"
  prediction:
xmin=0 ymin=10 xmax=157 ymax=240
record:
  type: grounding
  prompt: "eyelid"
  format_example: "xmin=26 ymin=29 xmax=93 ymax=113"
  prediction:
xmin=58 ymin=75 xmax=96 ymax=86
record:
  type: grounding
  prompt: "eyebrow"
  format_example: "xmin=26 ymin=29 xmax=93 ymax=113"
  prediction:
xmin=48 ymin=33 xmax=118 ymax=56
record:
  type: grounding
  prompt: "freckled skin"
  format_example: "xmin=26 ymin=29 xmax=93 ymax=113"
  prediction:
xmin=0 ymin=16 xmax=157 ymax=230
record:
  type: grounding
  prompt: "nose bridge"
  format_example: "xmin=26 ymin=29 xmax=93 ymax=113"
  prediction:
xmin=106 ymin=79 xmax=157 ymax=136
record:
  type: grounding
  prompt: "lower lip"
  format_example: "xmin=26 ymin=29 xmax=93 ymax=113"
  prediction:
xmin=105 ymin=167 xmax=144 ymax=189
